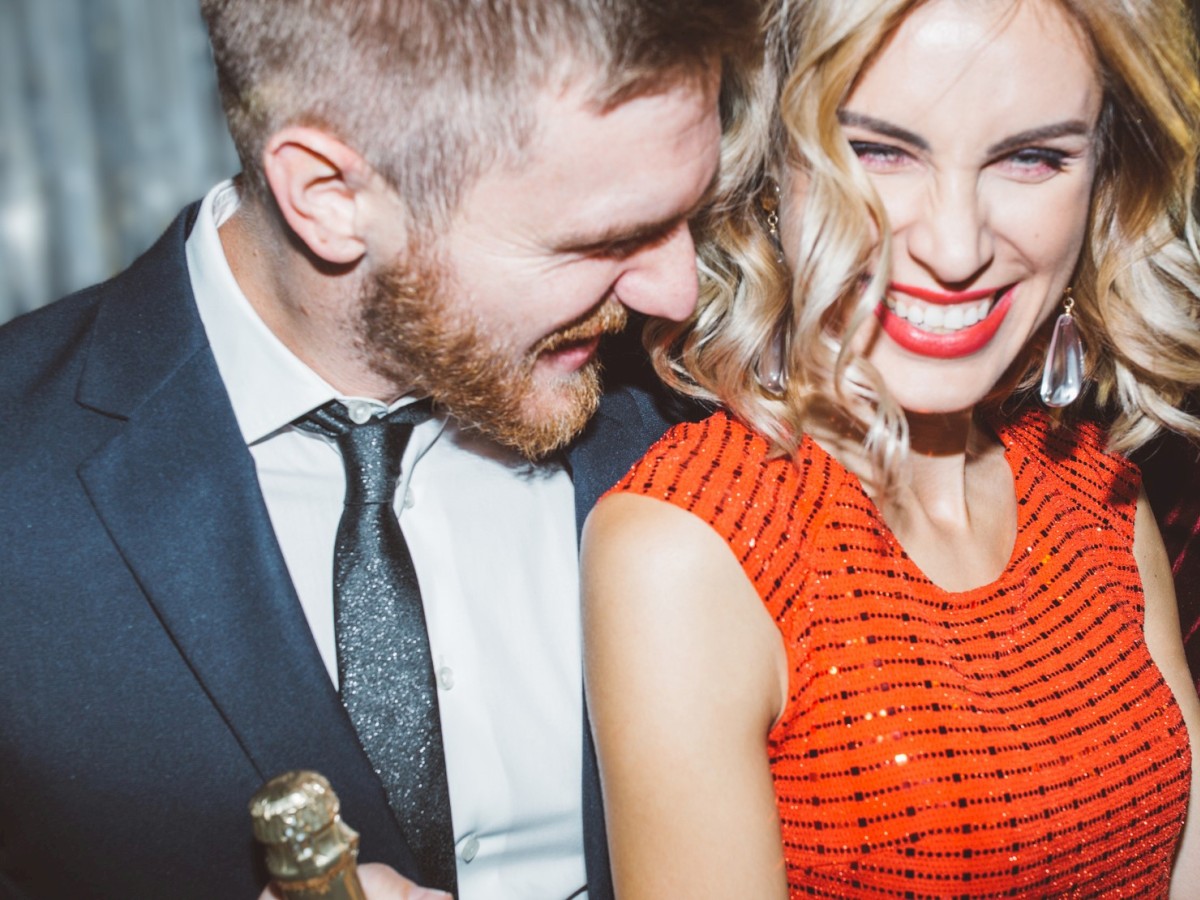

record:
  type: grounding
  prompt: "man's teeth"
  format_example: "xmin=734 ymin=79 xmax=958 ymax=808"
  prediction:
xmin=886 ymin=296 xmax=991 ymax=333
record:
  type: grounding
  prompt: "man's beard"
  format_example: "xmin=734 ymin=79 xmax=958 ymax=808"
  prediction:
xmin=357 ymin=256 xmax=628 ymax=460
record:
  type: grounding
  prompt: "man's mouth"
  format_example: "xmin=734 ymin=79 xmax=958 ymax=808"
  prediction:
xmin=541 ymin=335 xmax=604 ymax=373
xmin=534 ymin=298 xmax=629 ymax=361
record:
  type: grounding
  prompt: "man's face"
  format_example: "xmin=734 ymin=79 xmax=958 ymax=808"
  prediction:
xmin=359 ymin=73 xmax=721 ymax=459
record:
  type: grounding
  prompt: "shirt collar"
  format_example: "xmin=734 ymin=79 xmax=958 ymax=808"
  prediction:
xmin=186 ymin=180 xmax=341 ymax=445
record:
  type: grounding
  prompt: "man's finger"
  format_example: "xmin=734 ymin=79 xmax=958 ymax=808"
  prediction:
xmin=358 ymin=862 xmax=453 ymax=899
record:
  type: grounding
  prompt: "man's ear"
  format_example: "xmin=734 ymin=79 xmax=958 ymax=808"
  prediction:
xmin=261 ymin=127 xmax=375 ymax=265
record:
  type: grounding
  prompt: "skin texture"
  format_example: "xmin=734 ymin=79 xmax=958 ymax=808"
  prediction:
xmin=355 ymin=78 xmax=723 ymax=458
xmin=584 ymin=1 xmax=1200 ymax=895
xmin=223 ymin=72 xmax=721 ymax=459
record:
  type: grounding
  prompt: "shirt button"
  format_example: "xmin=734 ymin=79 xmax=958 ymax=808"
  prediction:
xmin=460 ymin=835 xmax=480 ymax=863
xmin=438 ymin=666 xmax=455 ymax=691
xmin=346 ymin=400 xmax=374 ymax=424
xmin=403 ymin=489 xmax=415 ymax=509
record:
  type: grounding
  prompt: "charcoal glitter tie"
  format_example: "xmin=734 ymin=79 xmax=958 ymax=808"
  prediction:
xmin=296 ymin=399 xmax=457 ymax=894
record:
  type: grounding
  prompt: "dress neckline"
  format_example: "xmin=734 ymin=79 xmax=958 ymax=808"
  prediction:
xmin=797 ymin=417 xmax=1029 ymax=599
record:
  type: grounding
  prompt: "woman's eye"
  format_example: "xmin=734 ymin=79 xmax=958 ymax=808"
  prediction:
xmin=849 ymin=140 xmax=911 ymax=170
xmin=1001 ymin=147 xmax=1070 ymax=177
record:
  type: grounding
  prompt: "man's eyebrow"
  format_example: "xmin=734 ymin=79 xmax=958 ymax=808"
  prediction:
xmin=552 ymin=167 xmax=720 ymax=255
xmin=838 ymin=110 xmax=929 ymax=151
xmin=553 ymin=217 xmax=682 ymax=256
xmin=985 ymin=121 xmax=1093 ymax=157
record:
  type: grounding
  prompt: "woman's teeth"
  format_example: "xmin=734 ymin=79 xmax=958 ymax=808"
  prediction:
xmin=885 ymin=296 xmax=992 ymax=333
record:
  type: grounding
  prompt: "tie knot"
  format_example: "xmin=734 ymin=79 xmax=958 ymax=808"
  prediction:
xmin=298 ymin=398 xmax=433 ymax=437
xmin=296 ymin=399 xmax=434 ymax=506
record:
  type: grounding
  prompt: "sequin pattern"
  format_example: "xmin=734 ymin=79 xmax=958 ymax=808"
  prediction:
xmin=608 ymin=410 xmax=1190 ymax=898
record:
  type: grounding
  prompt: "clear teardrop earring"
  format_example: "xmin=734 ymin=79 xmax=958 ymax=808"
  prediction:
xmin=1039 ymin=289 xmax=1085 ymax=408
xmin=756 ymin=181 xmax=789 ymax=395
xmin=756 ymin=326 xmax=789 ymax=395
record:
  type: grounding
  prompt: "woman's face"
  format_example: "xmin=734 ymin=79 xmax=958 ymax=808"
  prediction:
xmin=799 ymin=0 xmax=1103 ymax=414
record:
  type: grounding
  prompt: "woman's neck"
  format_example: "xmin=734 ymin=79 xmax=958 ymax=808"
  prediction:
xmin=810 ymin=407 xmax=1018 ymax=592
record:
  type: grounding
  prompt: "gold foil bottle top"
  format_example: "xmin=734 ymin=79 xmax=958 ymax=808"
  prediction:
xmin=250 ymin=770 xmax=361 ymax=884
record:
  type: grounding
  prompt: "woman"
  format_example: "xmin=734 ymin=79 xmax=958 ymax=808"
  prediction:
xmin=582 ymin=0 xmax=1200 ymax=896
xmin=1139 ymin=427 xmax=1200 ymax=697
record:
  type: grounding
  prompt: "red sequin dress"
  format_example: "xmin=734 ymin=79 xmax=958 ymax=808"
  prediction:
xmin=608 ymin=410 xmax=1191 ymax=898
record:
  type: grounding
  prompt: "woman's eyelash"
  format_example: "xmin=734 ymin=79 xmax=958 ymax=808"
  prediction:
xmin=847 ymin=137 xmax=1075 ymax=177
xmin=849 ymin=140 xmax=907 ymax=160
xmin=1006 ymin=147 xmax=1069 ymax=170
xmin=849 ymin=139 xmax=1072 ymax=172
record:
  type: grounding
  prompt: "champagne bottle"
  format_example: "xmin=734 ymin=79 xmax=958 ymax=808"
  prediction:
xmin=250 ymin=770 xmax=366 ymax=900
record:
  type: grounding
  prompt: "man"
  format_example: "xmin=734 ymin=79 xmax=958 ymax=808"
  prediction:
xmin=0 ymin=2 xmax=755 ymax=897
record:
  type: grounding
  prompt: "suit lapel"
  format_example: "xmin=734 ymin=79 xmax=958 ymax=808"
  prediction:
xmin=72 ymin=208 xmax=413 ymax=863
xmin=570 ymin=386 xmax=661 ymax=533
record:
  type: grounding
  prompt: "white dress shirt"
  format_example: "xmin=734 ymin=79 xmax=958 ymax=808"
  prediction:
xmin=187 ymin=181 xmax=587 ymax=899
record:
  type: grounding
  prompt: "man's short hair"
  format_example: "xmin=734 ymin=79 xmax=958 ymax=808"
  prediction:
xmin=200 ymin=0 xmax=759 ymax=228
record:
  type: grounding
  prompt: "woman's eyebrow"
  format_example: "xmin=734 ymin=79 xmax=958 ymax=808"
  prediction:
xmin=837 ymin=110 xmax=928 ymax=150
xmin=985 ymin=121 xmax=1093 ymax=157
xmin=839 ymin=109 xmax=1094 ymax=160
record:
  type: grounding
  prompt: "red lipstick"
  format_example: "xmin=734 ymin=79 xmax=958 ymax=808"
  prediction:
xmin=876 ymin=285 xmax=1015 ymax=359
xmin=889 ymin=282 xmax=998 ymax=305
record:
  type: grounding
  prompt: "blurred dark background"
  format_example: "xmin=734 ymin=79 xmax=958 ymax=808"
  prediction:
xmin=2 ymin=0 xmax=1199 ymax=325
xmin=0 ymin=0 xmax=235 ymax=324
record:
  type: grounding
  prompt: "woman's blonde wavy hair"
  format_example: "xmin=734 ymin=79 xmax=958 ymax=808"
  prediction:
xmin=649 ymin=0 xmax=1200 ymax=493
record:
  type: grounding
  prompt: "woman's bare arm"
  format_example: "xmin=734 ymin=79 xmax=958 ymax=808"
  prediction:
xmin=1134 ymin=489 xmax=1200 ymax=896
xmin=582 ymin=492 xmax=790 ymax=899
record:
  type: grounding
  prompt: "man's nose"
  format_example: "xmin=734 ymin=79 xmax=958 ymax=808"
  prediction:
xmin=611 ymin=221 xmax=700 ymax=322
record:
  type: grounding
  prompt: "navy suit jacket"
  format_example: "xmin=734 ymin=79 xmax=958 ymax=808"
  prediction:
xmin=0 ymin=205 xmax=674 ymax=899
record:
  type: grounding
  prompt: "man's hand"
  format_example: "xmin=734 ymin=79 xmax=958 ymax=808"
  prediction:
xmin=358 ymin=863 xmax=453 ymax=899
xmin=256 ymin=862 xmax=453 ymax=899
